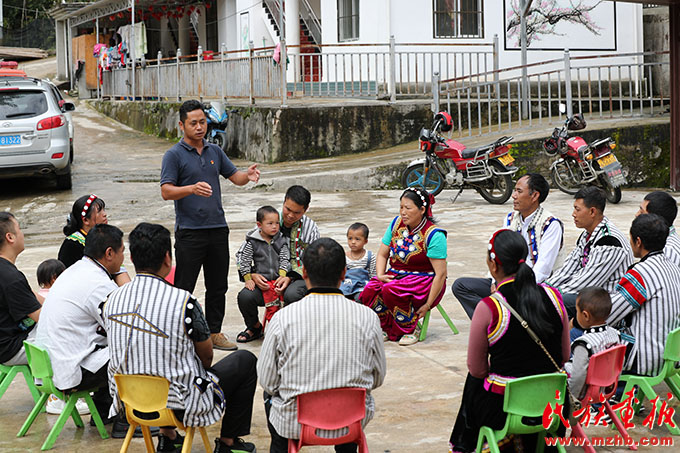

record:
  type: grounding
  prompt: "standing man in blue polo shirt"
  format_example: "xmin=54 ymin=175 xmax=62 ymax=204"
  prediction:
xmin=161 ymin=100 xmax=260 ymax=351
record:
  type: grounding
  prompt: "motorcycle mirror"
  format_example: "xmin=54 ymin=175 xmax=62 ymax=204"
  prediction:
xmin=559 ymin=103 xmax=566 ymax=114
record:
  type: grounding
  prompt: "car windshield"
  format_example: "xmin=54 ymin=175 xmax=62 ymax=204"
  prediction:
xmin=0 ymin=90 xmax=48 ymax=120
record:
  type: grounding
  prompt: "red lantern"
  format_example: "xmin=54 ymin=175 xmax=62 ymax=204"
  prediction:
xmin=109 ymin=15 xmax=116 ymax=21
xmin=205 ymin=3 xmax=211 ymax=9
xmin=161 ymin=5 xmax=167 ymax=11
xmin=148 ymin=6 xmax=153 ymax=12
xmin=117 ymin=11 xmax=124 ymax=18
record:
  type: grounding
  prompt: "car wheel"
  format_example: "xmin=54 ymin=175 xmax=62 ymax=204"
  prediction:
xmin=69 ymin=141 xmax=74 ymax=163
xmin=56 ymin=167 xmax=72 ymax=190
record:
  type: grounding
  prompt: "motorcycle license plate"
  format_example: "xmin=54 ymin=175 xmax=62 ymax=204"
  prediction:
xmin=498 ymin=154 xmax=514 ymax=166
xmin=597 ymin=154 xmax=616 ymax=167
xmin=597 ymin=155 xmax=627 ymax=188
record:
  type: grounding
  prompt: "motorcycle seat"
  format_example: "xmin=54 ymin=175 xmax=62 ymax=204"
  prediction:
xmin=461 ymin=145 xmax=493 ymax=159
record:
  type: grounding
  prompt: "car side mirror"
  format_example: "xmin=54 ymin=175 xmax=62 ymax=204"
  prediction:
xmin=559 ymin=103 xmax=566 ymax=114
xmin=62 ymin=102 xmax=76 ymax=112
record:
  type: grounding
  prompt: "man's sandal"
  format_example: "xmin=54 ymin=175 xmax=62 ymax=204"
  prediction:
xmin=236 ymin=325 xmax=263 ymax=343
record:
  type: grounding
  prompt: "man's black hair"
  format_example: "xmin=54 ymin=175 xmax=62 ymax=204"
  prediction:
xmin=575 ymin=186 xmax=606 ymax=213
xmin=129 ymin=223 xmax=172 ymax=273
xmin=523 ymin=173 xmax=550 ymax=204
xmin=302 ymin=238 xmax=346 ymax=287
xmin=0 ymin=212 xmax=16 ymax=248
xmin=284 ymin=185 xmax=311 ymax=210
xmin=630 ymin=213 xmax=669 ymax=253
xmin=257 ymin=205 xmax=279 ymax=223
xmin=347 ymin=222 xmax=369 ymax=240
xmin=37 ymin=259 xmax=66 ymax=287
xmin=179 ymin=100 xmax=205 ymax=123
xmin=84 ymin=224 xmax=124 ymax=260
xmin=576 ymin=286 xmax=612 ymax=322
xmin=644 ymin=191 xmax=678 ymax=227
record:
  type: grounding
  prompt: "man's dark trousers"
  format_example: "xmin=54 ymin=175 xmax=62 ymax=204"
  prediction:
xmin=451 ymin=277 xmax=493 ymax=319
xmin=170 ymin=350 xmax=257 ymax=438
xmin=174 ymin=227 xmax=229 ymax=333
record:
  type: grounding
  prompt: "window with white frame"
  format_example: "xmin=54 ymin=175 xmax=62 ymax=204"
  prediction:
xmin=434 ymin=0 xmax=484 ymax=38
xmin=338 ymin=0 xmax=359 ymax=41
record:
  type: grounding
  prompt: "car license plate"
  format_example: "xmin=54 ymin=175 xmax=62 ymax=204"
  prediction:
xmin=498 ymin=153 xmax=514 ymax=166
xmin=597 ymin=154 xmax=616 ymax=167
xmin=0 ymin=135 xmax=20 ymax=146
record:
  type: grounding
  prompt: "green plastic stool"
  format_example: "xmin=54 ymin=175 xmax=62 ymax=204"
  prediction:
xmin=476 ymin=373 xmax=568 ymax=453
xmin=16 ymin=341 xmax=109 ymax=450
xmin=0 ymin=362 xmax=43 ymax=409
xmin=417 ymin=303 xmax=459 ymax=342
xmin=618 ymin=326 xmax=680 ymax=435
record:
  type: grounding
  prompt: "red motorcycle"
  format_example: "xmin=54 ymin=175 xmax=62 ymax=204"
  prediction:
xmin=401 ymin=111 xmax=517 ymax=204
xmin=544 ymin=105 xmax=626 ymax=203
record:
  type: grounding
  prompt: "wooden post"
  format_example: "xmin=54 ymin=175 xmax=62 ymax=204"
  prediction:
xmin=670 ymin=4 xmax=680 ymax=190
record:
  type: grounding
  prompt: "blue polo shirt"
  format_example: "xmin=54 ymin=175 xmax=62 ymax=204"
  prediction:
xmin=160 ymin=139 xmax=238 ymax=230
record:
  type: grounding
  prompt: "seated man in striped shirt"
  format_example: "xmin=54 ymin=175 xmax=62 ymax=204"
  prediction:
xmin=104 ymin=223 xmax=257 ymax=453
xmin=608 ymin=214 xmax=680 ymax=376
xmin=258 ymin=238 xmax=387 ymax=453
xmin=636 ymin=191 xmax=680 ymax=267
xmin=547 ymin=186 xmax=633 ymax=319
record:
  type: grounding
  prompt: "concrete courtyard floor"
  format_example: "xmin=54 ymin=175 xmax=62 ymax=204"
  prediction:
xmin=2 ymin=188 xmax=680 ymax=453
xmin=0 ymin=75 xmax=677 ymax=451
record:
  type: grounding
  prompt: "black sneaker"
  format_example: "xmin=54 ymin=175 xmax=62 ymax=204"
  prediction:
xmin=157 ymin=432 xmax=185 ymax=452
xmin=214 ymin=438 xmax=256 ymax=453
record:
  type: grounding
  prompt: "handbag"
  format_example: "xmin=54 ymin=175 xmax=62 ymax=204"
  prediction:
xmin=491 ymin=292 xmax=580 ymax=410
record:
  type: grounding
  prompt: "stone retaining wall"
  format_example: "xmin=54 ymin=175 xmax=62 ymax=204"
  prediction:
xmin=88 ymin=99 xmax=670 ymax=188
xmin=88 ymin=100 xmax=432 ymax=163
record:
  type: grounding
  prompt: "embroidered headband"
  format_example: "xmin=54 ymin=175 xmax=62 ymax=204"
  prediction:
xmin=404 ymin=187 xmax=436 ymax=217
xmin=488 ymin=229 xmax=510 ymax=266
xmin=81 ymin=194 xmax=98 ymax=220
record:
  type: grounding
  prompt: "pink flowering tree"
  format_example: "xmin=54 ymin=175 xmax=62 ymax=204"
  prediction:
xmin=506 ymin=0 xmax=605 ymax=46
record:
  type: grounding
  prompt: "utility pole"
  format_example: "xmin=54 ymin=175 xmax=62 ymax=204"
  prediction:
xmin=520 ymin=0 xmax=533 ymax=120
xmin=0 ymin=0 xmax=4 ymax=41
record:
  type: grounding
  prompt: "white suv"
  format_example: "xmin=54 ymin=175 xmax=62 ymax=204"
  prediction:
xmin=0 ymin=77 xmax=75 ymax=189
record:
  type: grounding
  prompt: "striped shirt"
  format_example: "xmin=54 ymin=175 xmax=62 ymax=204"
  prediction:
xmin=257 ymin=288 xmax=386 ymax=439
xmin=346 ymin=250 xmax=377 ymax=278
xmin=665 ymin=227 xmax=680 ymax=268
xmin=548 ymin=217 xmax=633 ymax=295
xmin=104 ymin=274 xmax=224 ymax=426
xmin=608 ymin=251 xmax=680 ymax=375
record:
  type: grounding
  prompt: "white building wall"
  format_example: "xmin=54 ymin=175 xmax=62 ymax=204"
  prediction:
xmin=317 ymin=0 xmax=642 ymax=84
xmin=217 ymin=0 xmax=239 ymax=51
xmin=214 ymin=0 xmax=643 ymax=85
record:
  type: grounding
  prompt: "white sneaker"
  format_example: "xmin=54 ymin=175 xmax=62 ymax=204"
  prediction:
xmin=46 ymin=394 xmax=90 ymax=415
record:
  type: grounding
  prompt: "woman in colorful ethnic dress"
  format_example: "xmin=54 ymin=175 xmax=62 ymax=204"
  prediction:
xmin=360 ymin=187 xmax=447 ymax=346
xmin=57 ymin=194 xmax=130 ymax=285
xmin=449 ymin=230 xmax=570 ymax=452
